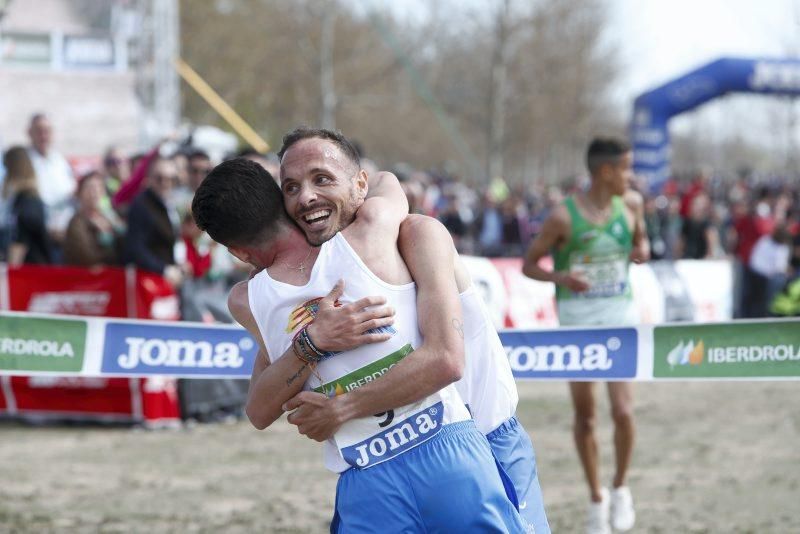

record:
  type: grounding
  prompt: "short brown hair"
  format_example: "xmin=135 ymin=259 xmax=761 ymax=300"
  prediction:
xmin=277 ymin=127 xmax=360 ymax=170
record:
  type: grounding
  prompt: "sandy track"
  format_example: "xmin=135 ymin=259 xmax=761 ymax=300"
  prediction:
xmin=1 ymin=381 xmax=797 ymax=533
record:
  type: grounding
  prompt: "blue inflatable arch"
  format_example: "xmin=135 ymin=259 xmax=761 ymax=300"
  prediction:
xmin=631 ymin=57 xmax=800 ymax=192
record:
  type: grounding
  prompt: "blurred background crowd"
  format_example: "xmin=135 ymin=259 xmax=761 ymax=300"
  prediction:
xmin=2 ymin=0 xmax=800 ymax=326
xmin=0 ymin=114 xmax=265 ymax=324
xmin=1 ymin=112 xmax=799 ymax=322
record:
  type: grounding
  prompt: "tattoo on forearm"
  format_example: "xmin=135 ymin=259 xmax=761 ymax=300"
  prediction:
xmin=286 ymin=362 xmax=309 ymax=387
xmin=452 ymin=318 xmax=464 ymax=339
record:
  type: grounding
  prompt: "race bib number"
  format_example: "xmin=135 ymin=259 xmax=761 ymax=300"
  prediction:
xmin=570 ymin=252 xmax=628 ymax=298
xmin=313 ymin=344 xmax=444 ymax=469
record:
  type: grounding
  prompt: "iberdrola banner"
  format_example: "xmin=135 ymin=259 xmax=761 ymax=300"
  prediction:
xmin=653 ymin=321 xmax=800 ymax=379
xmin=0 ymin=311 xmax=798 ymax=381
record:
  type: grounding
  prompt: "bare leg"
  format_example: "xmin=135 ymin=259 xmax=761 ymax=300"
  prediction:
xmin=607 ymin=381 xmax=635 ymax=488
xmin=570 ymin=381 xmax=602 ymax=502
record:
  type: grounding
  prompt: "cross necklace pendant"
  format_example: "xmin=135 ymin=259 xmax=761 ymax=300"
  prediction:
xmin=284 ymin=247 xmax=314 ymax=274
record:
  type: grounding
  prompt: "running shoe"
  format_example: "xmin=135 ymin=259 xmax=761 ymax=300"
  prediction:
xmin=610 ymin=485 xmax=636 ymax=531
xmin=586 ymin=487 xmax=610 ymax=534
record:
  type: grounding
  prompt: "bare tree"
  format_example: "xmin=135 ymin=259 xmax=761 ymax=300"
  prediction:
xmin=180 ymin=0 xmax=622 ymax=185
xmin=487 ymin=0 xmax=513 ymax=182
xmin=319 ymin=5 xmax=338 ymax=130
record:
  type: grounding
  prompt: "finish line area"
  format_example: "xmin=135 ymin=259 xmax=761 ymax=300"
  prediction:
xmin=1 ymin=311 xmax=798 ymax=381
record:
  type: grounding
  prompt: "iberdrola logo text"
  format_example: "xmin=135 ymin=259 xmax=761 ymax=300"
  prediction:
xmin=0 ymin=337 xmax=74 ymax=358
xmin=667 ymin=339 xmax=800 ymax=368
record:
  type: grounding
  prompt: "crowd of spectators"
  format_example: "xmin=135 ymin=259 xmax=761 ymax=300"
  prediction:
xmin=0 ymin=114 xmax=261 ymax=325
xmin=394 ymin=165 xmax=800 ymax=317
xmin=1 ymin=113 xmax=799 ymax=319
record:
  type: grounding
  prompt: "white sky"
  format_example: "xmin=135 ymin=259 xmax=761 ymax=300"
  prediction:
xmin=611 ymin=0 xmax=800 ymax=98
xmin=379 ymin=0 xmax=800 ymax=149
xmin=609 ymin=0 xmax=800 ymax=149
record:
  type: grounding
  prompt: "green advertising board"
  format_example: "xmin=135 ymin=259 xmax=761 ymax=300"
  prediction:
xmin=0 ymin=317 xmax=87 ymax=373
xmin=654 ymin=321 xmax=800 ymax=378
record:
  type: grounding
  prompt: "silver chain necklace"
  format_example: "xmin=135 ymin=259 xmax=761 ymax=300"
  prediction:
xmin=282 ymin=247 xmax=314 ymax=274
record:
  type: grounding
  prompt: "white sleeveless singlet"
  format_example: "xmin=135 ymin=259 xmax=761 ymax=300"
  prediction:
xmin=457 ymin=286 xmax=518 ymax=434
xmin=248 ymin=232 xmax=470 ymax=473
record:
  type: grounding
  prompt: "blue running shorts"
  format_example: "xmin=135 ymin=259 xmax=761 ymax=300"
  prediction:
xmin=331 ymin=420 xmax=526 ymax=533
xmin=487 ymin=416 xmax=551 ymax=534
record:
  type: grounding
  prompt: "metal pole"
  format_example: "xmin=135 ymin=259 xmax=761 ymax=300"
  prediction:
xmin=175 ymin=57 xmax=270 ymax=153
xmin=153 ymin=0 xmax=180 ymax=137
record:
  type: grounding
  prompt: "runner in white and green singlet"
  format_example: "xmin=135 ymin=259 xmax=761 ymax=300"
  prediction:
xmin=523 ymin=137 xmax=649 ymax=534
xmin=553 ymin=194 xmax=636 ymax=326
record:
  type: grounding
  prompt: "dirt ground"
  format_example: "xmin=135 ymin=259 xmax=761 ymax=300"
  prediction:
xmin=1 ymin=381 xmax=798 ymax=533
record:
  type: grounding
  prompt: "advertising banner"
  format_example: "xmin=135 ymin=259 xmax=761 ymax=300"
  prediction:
xmin=460 ymin=256 xmax=507 ymax=328
xmin=489 ymin=257 xmax=558 ymax=329
xmin=0 ymin=311 xmax=798 ymax=382
xmin=0 ymin=32 xmax=51 ymax=65
xmin=63 ymin=35 xmax=115 ymax=67
xmin=462 ymin=257 xmax=730 ymax=330
xmin=9 ymin=377 xmax=137 ymax=418
xmin=8 ymin=265 xmax=128 ymax=317
xmin=0 ymin=316 xmax=86 ymax=373
xmin=630 ymin=263 xmax=665 ymax=324
xmin=648 ymin=262 xmax=695 ymax=322
xmin=653 ymin=321 xmax=800 ymax=379
xmin=673 ymin=260 xmax=733 ymax=322
xmin=102 ymin=322 xmax=258 ymax=378
xmin=0 ymin=264 xmax=180 ymax=425
xmin=501 ymin=327 xmax=638 ymax=380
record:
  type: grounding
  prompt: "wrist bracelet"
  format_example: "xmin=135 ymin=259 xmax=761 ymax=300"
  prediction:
xmin=300 ymin=326 xmax=334 ymax=361
xmin=293 ymin=333 xmax=322 ymax=365
xmin=300 ymin=327 xmax=326 ymax=357
xmin=299 ymin=327 xmax=324 ymax=357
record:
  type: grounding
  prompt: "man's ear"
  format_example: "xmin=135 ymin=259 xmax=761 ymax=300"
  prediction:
xmin=355 ymin=169 xmax=368 ymax=201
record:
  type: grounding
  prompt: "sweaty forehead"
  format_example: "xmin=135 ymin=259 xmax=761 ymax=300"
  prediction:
xmin=280 ymin=139 xmax=353 ymax=179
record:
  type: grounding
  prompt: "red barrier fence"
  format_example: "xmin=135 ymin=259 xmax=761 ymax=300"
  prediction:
xmin=0 ymin=264 xmax=181 ymax=427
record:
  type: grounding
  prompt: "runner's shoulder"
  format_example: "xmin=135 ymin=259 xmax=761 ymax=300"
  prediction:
xmin=401 ymin=214 xmax=450 ymax=238
xmin=544 ymin=202 xmax=572 ymax=234
xmin=356 ymin=171 xmax=405 ymax=225
xmin=622 ymin=189 xmax=644 ymax=211
xmin=227 ymin=280 xmax=253 ymax=326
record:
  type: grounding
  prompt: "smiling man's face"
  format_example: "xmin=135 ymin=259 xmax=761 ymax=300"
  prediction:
xmin=279 ymin=137 xmax=366 ymax=245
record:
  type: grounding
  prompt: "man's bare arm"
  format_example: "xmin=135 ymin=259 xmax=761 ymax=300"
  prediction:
xmin=228 ymin=281 xmax=312 ymax=429
xmin=625 ymin=189 xmax=650 ymax=263
xmin=522 ymin=206 xmax=590 ymax=292
xmin=365 ymin=171 xmax=407 ymax=205
xmin=342 ymin=215 xmax=464 ymax=412
xmin=284 ymin=216 xmax=464 ymax=440
xmin=229 ymin=280 xmax=394 ymax=430
xmin=354 ymin=171 xmax=409 ymax=237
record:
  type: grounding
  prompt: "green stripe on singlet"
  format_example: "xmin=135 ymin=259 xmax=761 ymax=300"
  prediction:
xmin=313 ymin=344 xmax=413 ymax=397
